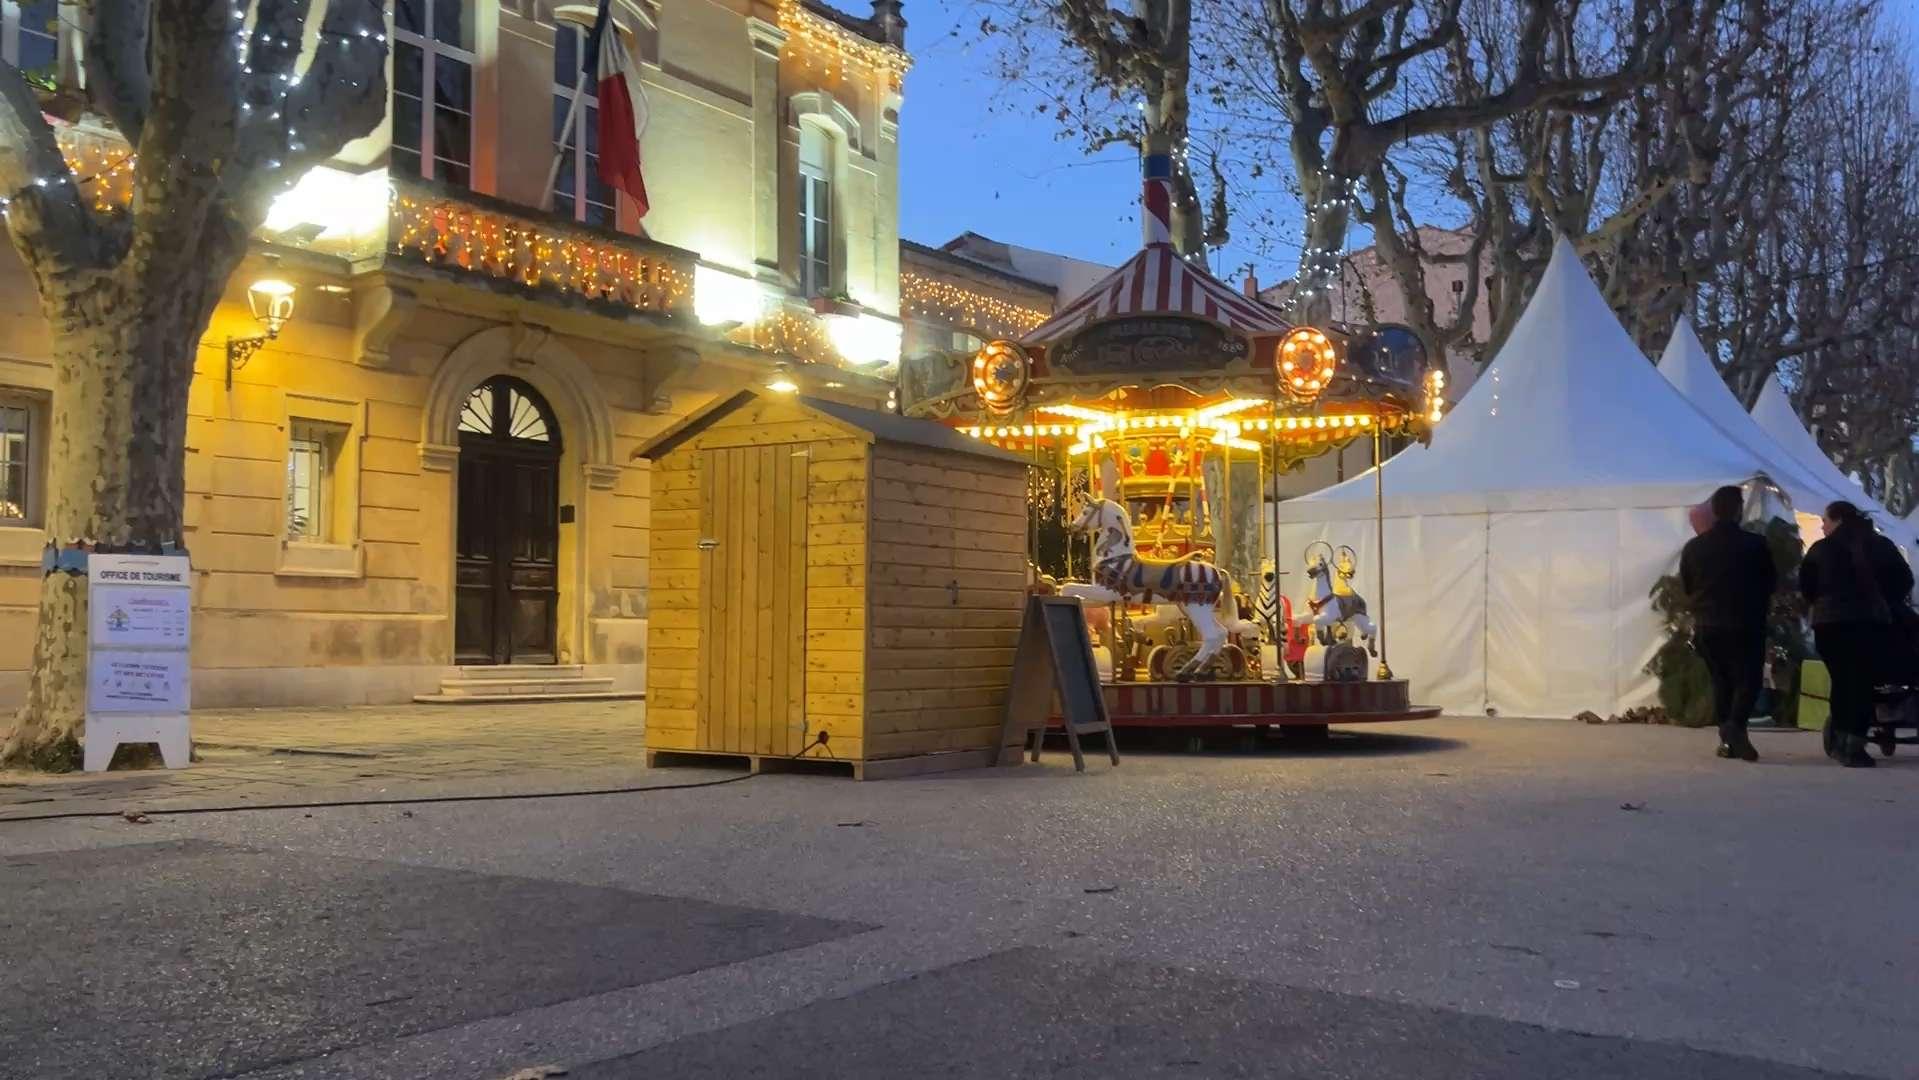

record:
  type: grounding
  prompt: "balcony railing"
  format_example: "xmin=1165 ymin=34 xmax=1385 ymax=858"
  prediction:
xmin=385 ymin=176 xmax=694 ymax=317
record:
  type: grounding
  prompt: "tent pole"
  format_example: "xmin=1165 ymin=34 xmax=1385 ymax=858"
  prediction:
xmin=1271 ymin=397 xmax=1283 ymax=685
xmin=1374 ymin=423 xmax=1391 ymax=680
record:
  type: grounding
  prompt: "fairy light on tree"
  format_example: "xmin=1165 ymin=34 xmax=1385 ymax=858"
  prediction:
xmin=0 ymin=0 xmax=388 ymax=770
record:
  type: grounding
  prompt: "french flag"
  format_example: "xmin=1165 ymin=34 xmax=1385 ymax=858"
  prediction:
xmin=582 ymin=0 xmax=650 ymax=217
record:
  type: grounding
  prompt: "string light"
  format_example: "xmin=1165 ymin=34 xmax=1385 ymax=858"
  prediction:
xmin=777 ymin=0 xmax=911 ymax=94
xmin=391 ymin=190 xmax=692 ymax=313
xmin=899 ymin=271 xmax=1049 ymax=337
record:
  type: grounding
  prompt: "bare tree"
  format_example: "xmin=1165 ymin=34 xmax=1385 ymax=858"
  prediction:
xmin=0 ymin=0 xmax=387 ymax=768
xmin=979 ymin=0 xmax=1208 ymax=254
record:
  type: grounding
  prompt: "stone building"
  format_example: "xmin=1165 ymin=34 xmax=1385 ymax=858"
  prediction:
xmin=0 ymin=0 xmax=910 ymax=706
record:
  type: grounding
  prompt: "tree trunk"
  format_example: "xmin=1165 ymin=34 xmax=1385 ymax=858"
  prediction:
xmin=0 ymin=272 xmax=219 ymax=769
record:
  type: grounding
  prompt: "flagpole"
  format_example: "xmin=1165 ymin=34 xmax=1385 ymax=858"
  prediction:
xmin=541 ymin=64 xmax=592 ymax=213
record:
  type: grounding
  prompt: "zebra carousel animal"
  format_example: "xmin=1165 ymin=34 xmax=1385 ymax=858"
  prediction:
xmin=1060 ymin=498 xmax=1258 ymax=681
xmin=1301 ymin=542 xmax=1376 ymax=682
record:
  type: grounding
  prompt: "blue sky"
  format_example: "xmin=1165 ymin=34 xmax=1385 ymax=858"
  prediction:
xmin=896 ymin=3 xmax=1162 ymax=271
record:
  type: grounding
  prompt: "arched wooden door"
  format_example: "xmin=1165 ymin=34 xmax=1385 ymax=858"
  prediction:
xmin=455 ymin=376 xmax=562 ymax=665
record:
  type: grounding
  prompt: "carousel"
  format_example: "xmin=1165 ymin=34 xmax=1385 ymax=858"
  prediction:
xmin=900 ymin=183 xmax=1446 ymax=733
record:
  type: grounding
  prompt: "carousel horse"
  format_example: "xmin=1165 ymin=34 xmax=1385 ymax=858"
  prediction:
xmin=1060 ymin=498 xmax=1240 ymax=681
xmin=1303 ymin=541 xmax=1377 ymax=656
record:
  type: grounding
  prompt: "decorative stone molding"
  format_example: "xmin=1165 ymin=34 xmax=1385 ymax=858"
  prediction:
xmin=584 ymin=463 xmax=623 ymax=490
xmin=746 ymin=16 xmax=788 ymax=58
xmin=419 ymin=325 xmax=618 ymax=476
xmin=352 ymin=282 xmax=417 ymax=370
xmin=419 ymin=442 xmax=460 ymax=473
xmin=790 ymin=89 xmax=863 ymax=157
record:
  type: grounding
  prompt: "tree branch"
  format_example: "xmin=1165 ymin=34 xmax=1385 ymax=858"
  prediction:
xmin=231 ymin=0 xmax=389 ymax=217
xmin=86 ymin=0 xmax=154 ymax=142
xmin=0 ymin=60 xmax=98 ymax=268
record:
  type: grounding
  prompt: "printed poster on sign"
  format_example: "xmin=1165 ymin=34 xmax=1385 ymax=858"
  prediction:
xmin=88 ymin=649 xmax=190 ymax=714
xmin=90 ymin=586 xmax=190 ymax=647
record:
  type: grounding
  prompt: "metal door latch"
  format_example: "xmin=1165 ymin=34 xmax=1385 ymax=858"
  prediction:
xmin=697 ymin=538 xmax=719 ymax=551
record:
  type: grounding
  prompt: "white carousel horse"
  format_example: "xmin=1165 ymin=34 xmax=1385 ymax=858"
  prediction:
xmin=1303 ymin=542 xmax=1377 ymax=655
xmin=1059 ymin=498 xmax=1241 ymax=680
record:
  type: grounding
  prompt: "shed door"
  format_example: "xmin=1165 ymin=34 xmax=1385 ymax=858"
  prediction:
xmin=697 ymin=445 xmax=810 ymax=754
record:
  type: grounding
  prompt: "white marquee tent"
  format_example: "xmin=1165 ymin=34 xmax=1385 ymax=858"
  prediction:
xmin=1274 ymin=237 xmax=1766 ymax=718
xmin=1657 ymin=321 xmax=1845 ymax=518
xmin=1750 ymin=374 xmax=1902 ymax=534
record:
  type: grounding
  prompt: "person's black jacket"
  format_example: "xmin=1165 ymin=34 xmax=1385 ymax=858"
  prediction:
xmin=1680 ymin=521 xmax=1777 ymax=631
xmin=1799 ymin=520 xmax=1914 ymax=628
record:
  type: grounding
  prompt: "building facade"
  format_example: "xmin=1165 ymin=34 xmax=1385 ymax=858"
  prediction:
xmin=0 ymin=0 xmax=910 ymax=706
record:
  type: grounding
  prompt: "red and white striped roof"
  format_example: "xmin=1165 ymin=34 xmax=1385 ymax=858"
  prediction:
xmin=1020 ymin=243 xmax=1292 ymax=348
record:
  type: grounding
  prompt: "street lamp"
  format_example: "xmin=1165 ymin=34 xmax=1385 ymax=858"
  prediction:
xmin=765 ymin=361 xmax=799 ymax=394
xmin=226 ymin=278 xmax=297 ymax=389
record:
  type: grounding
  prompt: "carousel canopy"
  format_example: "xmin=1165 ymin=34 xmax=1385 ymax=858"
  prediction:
xmin=1019 ymin=243 xmax=1291 ymax=349
xmin=1749 ymin=374 xmax=1902 ymax=533
xmin=1283 ymin=235 xmax=1765 ymax=517
xmin=1656 ymin=320 xmax=1845 ymax=515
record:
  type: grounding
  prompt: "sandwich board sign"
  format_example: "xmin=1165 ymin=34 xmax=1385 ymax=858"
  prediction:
xmin=84 ymin=552 xmax=192 ymax=771
xmin=995 ymin=595 xmax=1118 ymax=772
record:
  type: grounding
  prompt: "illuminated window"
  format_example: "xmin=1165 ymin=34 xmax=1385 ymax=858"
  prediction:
xmin=286 ymin=420 xmax=347 ymax=542
xmin=551 ymin=21 xmax=617 ymax=228
xmin=2 ymin=0 xmax=56 ymax=79
xmin=0 ymin=400 xmax=33 ymax=526
xmin=797 ymin=122 xmax=833 ymax=297
xmin=392 ymin=0 xmax=476 ymax=187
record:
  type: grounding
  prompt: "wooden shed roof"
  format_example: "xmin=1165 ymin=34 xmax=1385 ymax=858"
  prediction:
xmin=636 ymin=391 xmax=1029 ymax=466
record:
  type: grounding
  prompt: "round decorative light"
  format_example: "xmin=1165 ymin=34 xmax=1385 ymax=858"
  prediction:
xmin=1276 ymin=326 xmax=1338 ymax=399
xmin=971 ymin=340 xmax=1030 ymax=413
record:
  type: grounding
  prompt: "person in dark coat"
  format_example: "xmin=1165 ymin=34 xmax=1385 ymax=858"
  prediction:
xmin=1799 ymin=500 xmax=1914 ymax=767
xmin=1679 ymin=486 xmax=1776 ymax=761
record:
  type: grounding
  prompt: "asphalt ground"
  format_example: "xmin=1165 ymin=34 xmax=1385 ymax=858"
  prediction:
xmin=1 ymin=716 xmax=1911 ymax=1079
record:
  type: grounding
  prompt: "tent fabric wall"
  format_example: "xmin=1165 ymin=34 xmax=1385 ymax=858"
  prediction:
xmin=1272 ymin=238 xmax=1764 ymax=719
xmin=1279 ymin=506 xmax=1685 ymax=717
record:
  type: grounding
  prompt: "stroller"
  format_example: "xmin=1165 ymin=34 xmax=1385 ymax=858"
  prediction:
xmin=1867 ymin=610 xmax=1919 ymax=758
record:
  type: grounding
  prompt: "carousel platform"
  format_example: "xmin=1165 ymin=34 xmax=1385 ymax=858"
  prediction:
xmin=1097 ymin=678 xmax=1439 ymax=728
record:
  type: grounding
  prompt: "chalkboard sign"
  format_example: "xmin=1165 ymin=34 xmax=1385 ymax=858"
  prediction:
xmin=996 ymin=595 xmax=1119 ymax=772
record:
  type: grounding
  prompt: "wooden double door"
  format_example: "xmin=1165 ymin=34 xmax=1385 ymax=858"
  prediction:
xmin=455 ymin=376 xmax=562 ymax=665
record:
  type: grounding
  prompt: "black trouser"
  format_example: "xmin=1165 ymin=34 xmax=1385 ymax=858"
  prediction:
xmin=1696 ymin=627 xmax=1765 ymax=744
xmin=1814 ymin=623 xmax=1881 ymax=742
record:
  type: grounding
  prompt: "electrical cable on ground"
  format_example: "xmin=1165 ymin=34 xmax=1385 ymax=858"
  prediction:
xmin=0 ymin=732 xmax=836 ymax=826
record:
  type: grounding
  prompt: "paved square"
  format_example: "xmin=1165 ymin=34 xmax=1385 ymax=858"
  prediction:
xmin=577 ymin=948 xmax=1872 ymax=1079
xmin=0 ymin=839 xmax=866 ymax=1080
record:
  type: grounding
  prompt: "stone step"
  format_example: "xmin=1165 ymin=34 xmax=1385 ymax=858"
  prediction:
xmin=412 ymin=690 xmax=645 ymax=705
xmin=435 ymin=677 xmax=616 ymax=697
xmin=454 ymin=664 xmax=587 ymax=680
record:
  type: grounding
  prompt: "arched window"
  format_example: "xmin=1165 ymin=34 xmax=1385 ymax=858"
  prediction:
xmin=458 ymin=376 xmax=562 ymax=450
xmin=797 ymin=121 xmax=834 ymax=296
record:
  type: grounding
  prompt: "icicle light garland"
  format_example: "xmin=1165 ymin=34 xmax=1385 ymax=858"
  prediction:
xmin=899 ymin=271 xmax=1049 ymax=337
xmin=777 ymin=0 xmax=910 ymax=94
xmin=390 ymin=193 xmax=692 ymax=312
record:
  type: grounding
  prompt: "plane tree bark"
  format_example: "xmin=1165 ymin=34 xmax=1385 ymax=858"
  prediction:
xmin=0 ymin=0 xmax=386 ymax=769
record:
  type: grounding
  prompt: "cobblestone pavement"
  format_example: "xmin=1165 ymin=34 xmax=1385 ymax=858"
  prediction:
xmin=0 ymin=701 xmax=654 ymax=820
